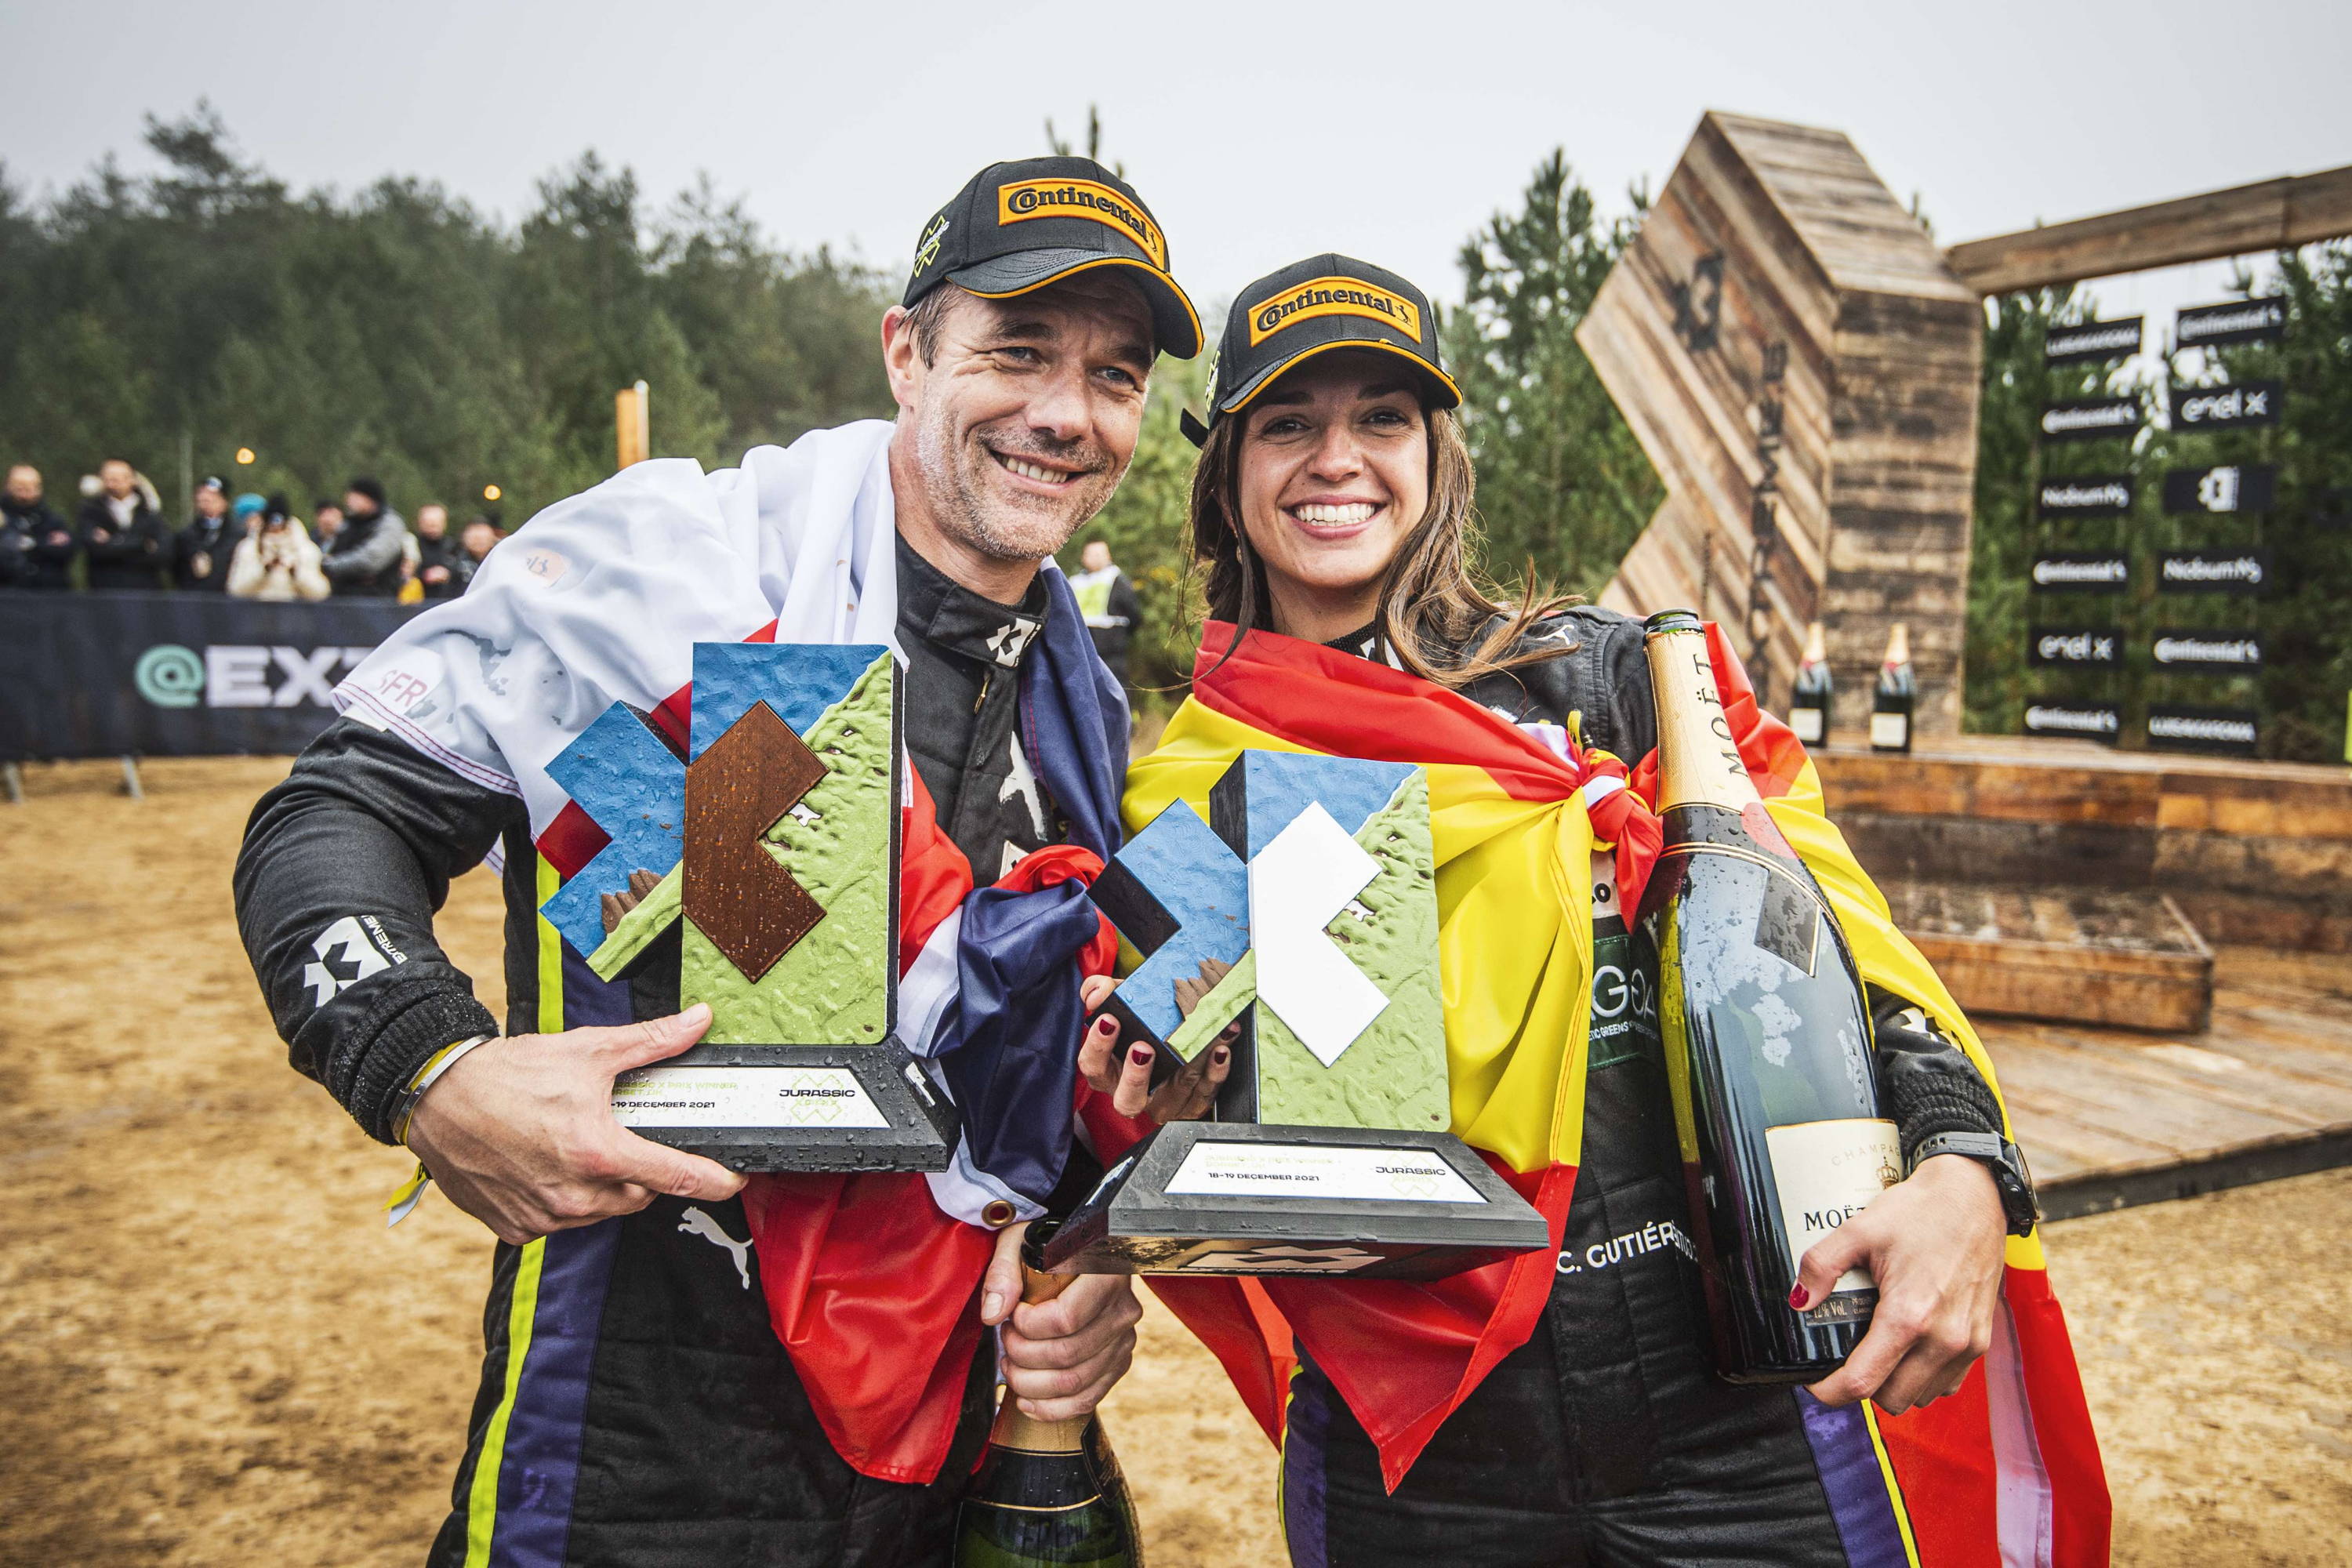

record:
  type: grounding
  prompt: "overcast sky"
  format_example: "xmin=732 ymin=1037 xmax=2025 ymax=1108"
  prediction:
xmin=5 ymin=0 xmax=2347 ymax=344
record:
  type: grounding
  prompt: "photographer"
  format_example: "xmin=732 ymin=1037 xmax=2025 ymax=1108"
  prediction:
xmin=226 ymin=496 xmax=331 ymax=601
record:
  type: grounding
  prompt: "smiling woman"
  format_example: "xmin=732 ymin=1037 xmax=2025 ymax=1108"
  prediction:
xmin=1182 ymin=254 xmax=1576 ymax=688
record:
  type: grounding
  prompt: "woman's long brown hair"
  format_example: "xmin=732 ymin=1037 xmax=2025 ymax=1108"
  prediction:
xmin=1187 ymin=400 xmax=1579 ymax=688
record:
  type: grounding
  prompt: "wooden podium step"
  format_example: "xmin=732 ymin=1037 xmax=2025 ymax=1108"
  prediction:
xmin=1883 ymin=881 xmax=2214 ymax=1033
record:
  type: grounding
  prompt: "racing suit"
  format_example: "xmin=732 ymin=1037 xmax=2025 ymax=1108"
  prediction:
xmin=1280 ymin=608 xmax=2016 ymax=1567
xmin=235 ymin=535 xmax=1082 ymax=1567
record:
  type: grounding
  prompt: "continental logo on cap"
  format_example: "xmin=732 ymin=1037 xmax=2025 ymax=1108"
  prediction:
xmin=996 ymin=178 xmax=1167 ymax=269
xmin=1249 ymin=276 xmax=1421 ymax=347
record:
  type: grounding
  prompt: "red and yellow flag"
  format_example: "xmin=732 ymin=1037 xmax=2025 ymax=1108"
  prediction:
xmin=1107 ymin=621 xmax=2109 ymax=1563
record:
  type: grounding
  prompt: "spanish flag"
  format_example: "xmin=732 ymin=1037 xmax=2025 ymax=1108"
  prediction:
xmin=1105 ymin=621 xmax=2110 ymax=1566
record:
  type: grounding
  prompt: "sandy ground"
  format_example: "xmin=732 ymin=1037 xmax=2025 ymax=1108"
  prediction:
xmin=0 ymin=755 xmax=2345 ymax=1566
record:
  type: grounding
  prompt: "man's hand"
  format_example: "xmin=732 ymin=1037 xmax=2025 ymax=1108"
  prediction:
xmin=982 ymin=1221 xmax=1142 ymax=1421
xmin=404 ymin=1003 xmax=746 ymax=1246
xmin=1074 ymin=971 xmax=1233 ymax=1123
xmin=1798 ymin=1154 xmax=2007 ymax=1414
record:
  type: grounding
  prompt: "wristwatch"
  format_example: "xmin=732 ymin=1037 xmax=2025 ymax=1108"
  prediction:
xmin=1907 ymin=1131 xmax=2042 ymax=1236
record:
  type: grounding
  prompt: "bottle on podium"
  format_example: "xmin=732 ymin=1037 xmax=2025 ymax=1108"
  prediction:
xmin=1636 ymin=610 xmax=1896 ymax=1382
xmin=954 ymin=1220 xmax=1142 ymax=1567
xmin=1788 ymin=621 xmax=1832 ymax=746
xmin=1869 ymin=623 xmax=1914 ymax=754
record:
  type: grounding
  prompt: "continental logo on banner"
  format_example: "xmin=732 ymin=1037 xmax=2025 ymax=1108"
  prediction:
xmin=1249 ymin=276 xmax=1422 ymax=346
xmin=996 ymin=178 xmax=1166 ymax=269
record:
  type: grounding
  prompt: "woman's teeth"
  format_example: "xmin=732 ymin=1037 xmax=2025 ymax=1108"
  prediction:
xmin=1293 ymin=503 xmax=1375 ymax=526
xmin=998 ymin=454 xmax=1072 ymax=486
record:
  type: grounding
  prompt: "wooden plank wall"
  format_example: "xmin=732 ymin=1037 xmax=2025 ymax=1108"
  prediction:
xmin=1579 ymin=112 xmax=1983 ymax=734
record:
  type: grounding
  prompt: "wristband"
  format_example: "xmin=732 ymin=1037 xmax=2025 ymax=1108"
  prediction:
xmin=390 ymin=1033 xmax=496 ymax=1147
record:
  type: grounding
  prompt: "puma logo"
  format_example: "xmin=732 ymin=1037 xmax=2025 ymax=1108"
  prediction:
xmin=678 ymin=1207 xmax=753 ymax=1290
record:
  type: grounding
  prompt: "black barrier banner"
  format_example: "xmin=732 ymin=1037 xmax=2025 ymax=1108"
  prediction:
xmin=2038 ymin=397 xmax=2142 ymax=441
xmin=2152 ymin=629 xmax=2263 ymax=671
xmin=2024 ymin=702 xmax=2121 ymax=742
xmin=2147 ymin=704 xmax=2259 ymax=756
xmin=2038 ymin=474 xmax=2135 ymax=517
xmin=2162 ymin=463 xmax=2276 ymax=515
xmin=2170 ymin=380 xmax=2281 ymax=431
xmin=2031 ymin=551 xmax=2131 ymax=592
xmin=0 ymin=592 xmax=423 ymax=760
xmin=2044 ymin=317 xmax=2143 ymax=365
xmin=2158 ymin=549 xmax=2271 ymax=593
xmin=2027 ymin=626 xmax=2123 ymax=668
xmin=2176 ymin=298 xmax=2285 ymax=349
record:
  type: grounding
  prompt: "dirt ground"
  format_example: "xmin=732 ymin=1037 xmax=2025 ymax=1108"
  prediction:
xmin=1 ymin=755 xmax=2346 ymax=1566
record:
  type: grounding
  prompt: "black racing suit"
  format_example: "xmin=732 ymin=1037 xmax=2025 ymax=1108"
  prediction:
xmin=1280 ymin=608 xmax=2012 ymax=1568
xmin=234 ymin=537 xmax=1079 ymax=1567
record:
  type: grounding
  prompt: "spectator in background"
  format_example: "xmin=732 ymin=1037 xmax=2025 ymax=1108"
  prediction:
xmin=312 ymin=499 xmax=345 ymax=546
xmin=458 ymin=515 xmax=499 ymax=582
xmin=319 ymin=475 xmax=407 ymax=597
xmin=1069 ymin=537 xmax=1141 ymax=691
xmin=227 ymin=495 xmax=331 ymax=602
xmin=78 ymin=458 xmax=170 ymax=591
xmin=2 ymin=464 xmax=75 ymax=590
xmin=412 ymin=503 xmax=466 ymax=598
xmin=172 ymin=477 xmax=241 ymax=591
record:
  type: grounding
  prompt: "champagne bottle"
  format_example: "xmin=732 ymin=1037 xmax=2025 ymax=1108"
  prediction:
xmin=1635 ymin=610 xmax=1898 ymax=1384
xmin=1869 ymin=623 xmax=1915 ymax=754
xmin=1788 ymin=622 xmax=1832 ymax=747
xmin=954 ymin=1221 xmax=1142 ymax=1568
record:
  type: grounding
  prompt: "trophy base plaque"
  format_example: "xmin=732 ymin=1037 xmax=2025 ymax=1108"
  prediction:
xmin=611 ymin=1036 xmax=958 ymax=1173
xmin=1042 ymin=1122 xmax=1550 ymax=1280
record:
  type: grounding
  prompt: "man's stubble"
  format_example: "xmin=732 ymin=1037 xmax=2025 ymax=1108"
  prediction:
xmin=909 ymin=399 xmax=1125 ymax=566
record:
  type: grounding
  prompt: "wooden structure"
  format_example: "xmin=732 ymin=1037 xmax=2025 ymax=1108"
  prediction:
xmin=1881 ymin=881 xmax=2212 ymax=1035
xmin=1814 ymin=734 xmax=2352 ymax=955
xmin=1577 ymin=112 xmax=1981 ymax=733
xmin=1986 ymin=948 xmax=2352 ymax=1220
xmin=1945 ymin=162 xmax=2352 ymax=294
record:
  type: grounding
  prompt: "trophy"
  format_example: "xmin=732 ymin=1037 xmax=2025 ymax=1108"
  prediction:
xmin=539 ymin=641 xmax=955 ymax=1171
xmin=1045 ymin=751 xmax=1548 ymax=1279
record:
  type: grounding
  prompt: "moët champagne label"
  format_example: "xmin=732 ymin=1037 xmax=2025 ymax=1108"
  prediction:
xmin=1764 ymin=1118 xmax=1900 ymax=1293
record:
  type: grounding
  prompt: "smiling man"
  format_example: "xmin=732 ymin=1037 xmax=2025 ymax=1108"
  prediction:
xmin=232 ymin=156 xmax=1197 ymax=1567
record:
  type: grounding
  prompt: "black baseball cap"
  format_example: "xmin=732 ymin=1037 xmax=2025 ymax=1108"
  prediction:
xmin=903 ymin=157 xmax=1200 ymax=359
xmin=1192 ymin=254 xmax=1460 ymax=442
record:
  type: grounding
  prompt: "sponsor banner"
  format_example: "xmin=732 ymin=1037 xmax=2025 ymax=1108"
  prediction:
xmin=2147 ymin=703 xmax=2259 ymax=757
xmin=2175 ymin=297 xmax=2286 ymax=349
xmin=0 ymin=591 xmax=420 ymax=760
xmin=2038 ymin=397 xmax=2142 ymax=441
xmin=2028 ymin=626 xmax=2124 ymax=668
xmin=2024 ymin=702 xmax=2122 ymax=742
xmin=2152 ymin=629 xmax=2263 ymax=671
xmin=2170 ymin=379 xmax=2282 ymax=430
xmin=2044 ymin=316 xmax=2143 ymax=365
xmin=2158 ymin=548 xmax=2271 ymax=593
xmin=2161 ymin=463 xmax=2277 ymax=515
xmin=2038 ymin=474 xmax=2135 ymax=517
xmin=2030 ymin=551 xmax=2131 ymax=592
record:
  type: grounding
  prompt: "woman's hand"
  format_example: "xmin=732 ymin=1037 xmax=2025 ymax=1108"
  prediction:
xmin=1797 ymin=1154 xmax=2007 ymax=1414
xmin=1074 ymin=969 xmax=1235 ymax=1123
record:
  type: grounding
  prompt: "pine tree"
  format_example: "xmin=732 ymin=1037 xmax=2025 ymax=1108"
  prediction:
xmin=1444 ymin=151 xmax=1660 ymax=599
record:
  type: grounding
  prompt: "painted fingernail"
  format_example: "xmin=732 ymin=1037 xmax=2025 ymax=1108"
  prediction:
xmin=1213 ymin=1046 xmax=1230 ymax=1065
xmin=1788 ymin=1285 xmax=1809 ymax=1309
xmin=1094 ymin=1016 xmax=1117 ymax=1036
xmin=1131 ymin=1046 xmax=1152 ymax=1066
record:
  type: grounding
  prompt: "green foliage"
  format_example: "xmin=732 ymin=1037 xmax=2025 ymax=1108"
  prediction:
xmin=0 ymin=105 xmax=897 ymax=526
xmin=1069 ymin=354 xmax=1210 ymax=710
xmin=1965 ymin=248 xmax=2352 ymax=760
xmin=1444 ymin=151 xmax=1661 ymax=598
